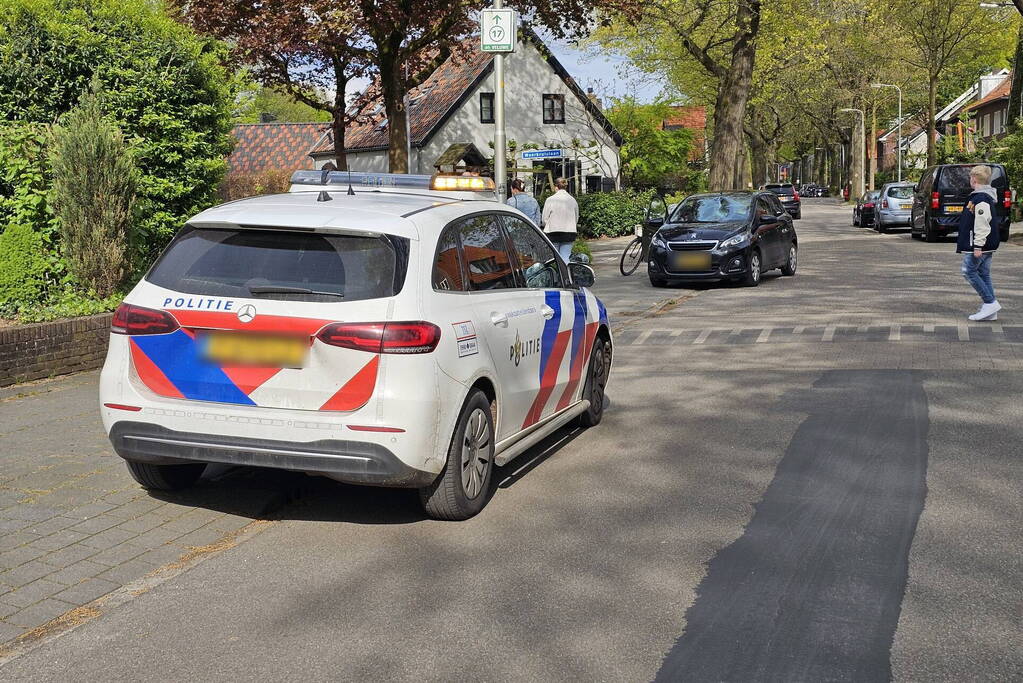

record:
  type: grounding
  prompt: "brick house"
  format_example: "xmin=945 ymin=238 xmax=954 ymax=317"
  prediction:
xmin=661 ymin=105 xmax=707 ymax=163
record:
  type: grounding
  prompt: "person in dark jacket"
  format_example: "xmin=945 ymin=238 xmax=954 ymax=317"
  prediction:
xmin=958 ymin=165 xmax=1001 ymax=321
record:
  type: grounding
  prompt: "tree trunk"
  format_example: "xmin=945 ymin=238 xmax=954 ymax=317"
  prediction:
xmin=750 ymin=136 xmax=767 ymax=188
xmin=706 ymin=0 xmax=761 ymax=191
xmin=868 ymin=104 xmax=876 ymax=190
xmin=378 ymin=44 xmax=410 ymax=173
xmin=829 ymin=144 xmax=840 ymax=194
xmin=331 ymin=103 xmax=348 ymax=172
xmin=1009 ymin=22 xmax=1023 ymax=133
xmin=927 ymin=73 xmax=938 ymax=167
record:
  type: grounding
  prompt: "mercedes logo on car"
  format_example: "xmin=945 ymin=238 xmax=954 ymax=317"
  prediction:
xmin=236 ymin=304 xmax=257 ymax=323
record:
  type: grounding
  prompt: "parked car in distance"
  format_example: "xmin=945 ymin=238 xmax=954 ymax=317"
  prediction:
xmin=762 ymin=183 xmax=801 ymax=219
xmin=872 ymin=182 xmax=915 ymax=233
xmin=853 ymin=190 xmax=880 ymax=227
xmin=646 ymin=191 xmax=798 ymax=288
xmin=911 ymin=163 xmax=1011 ymax=242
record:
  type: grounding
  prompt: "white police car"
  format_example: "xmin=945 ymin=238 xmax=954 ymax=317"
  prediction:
xmin=100 ymin=171 xmax=612 ymax=519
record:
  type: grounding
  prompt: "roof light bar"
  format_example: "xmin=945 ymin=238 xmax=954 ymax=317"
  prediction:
xmin=430 ymin=175 xmax=495 ymax=191
xmin=291 ymin=170 xmax=434 ymax=190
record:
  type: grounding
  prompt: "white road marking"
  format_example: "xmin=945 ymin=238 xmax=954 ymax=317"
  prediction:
xmin=632 ymin=329 xmax=653 ymax=345
xmin=756 ymin=328 xmax=773 ymax=343
xmin=693 ymin=329 xmax=714 ymax=344
xmin=889 ymin=324 xmax=901 ymax=342
xmin=822 ymin=325 xmax=836 ymax=342
xmin=958 ymin=324 xmax=969 ymax=342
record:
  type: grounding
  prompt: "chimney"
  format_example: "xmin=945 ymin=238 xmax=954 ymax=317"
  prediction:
xmin=586 ymin=86 xmax=602 ymax=110
xmin=259 ymin=112 xmax=277 ymax=123
xmin=978 ymin=73 xmax=1005 ymax=100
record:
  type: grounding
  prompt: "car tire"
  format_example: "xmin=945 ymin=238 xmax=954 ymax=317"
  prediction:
xmin=853 ymin=214 xmax=859 ymax=227
xmin=125 ymin=461 xmax=206 ymax=491
xmin=911 ymin=231 xmax=922 ymax=239
xmin=576 ymin=336 xmax=611 ymax=428
xmin=923 ymin=222 xmax=938 ymax=242
xmin=648 ymin=273 xmax=668 ymax=288
xmin=419 ymin=389 xmax=494 ymax=520
xmin=742 ymin=249 xmax=762 ymax=287
xmin=877 ymin=220 xmax=887 ymax=234
xmin=794 ymin=210 xmax=801 ymax=220
xmin=781 ymin=243 xmax=797 ymax=276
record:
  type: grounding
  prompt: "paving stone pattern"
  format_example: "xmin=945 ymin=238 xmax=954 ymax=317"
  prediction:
xmin=0 ymin=372 xmax=283 ymax=645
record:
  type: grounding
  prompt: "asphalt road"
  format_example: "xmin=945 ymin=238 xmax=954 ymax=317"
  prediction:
xmin=2 ymin=200 xmax=1021 ymax=681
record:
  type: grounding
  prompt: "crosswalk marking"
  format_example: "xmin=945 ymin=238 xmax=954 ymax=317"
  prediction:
xmin=616 ymin=323 xmax=1017 ymax=346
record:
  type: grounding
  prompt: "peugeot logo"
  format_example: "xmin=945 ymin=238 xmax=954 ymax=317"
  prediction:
xmin=236 ymin=304 xmax=257 ymax=323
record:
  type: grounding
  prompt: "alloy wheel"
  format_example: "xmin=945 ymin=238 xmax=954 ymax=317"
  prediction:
xmin=460 ymin=408 xmax=492 ymax=499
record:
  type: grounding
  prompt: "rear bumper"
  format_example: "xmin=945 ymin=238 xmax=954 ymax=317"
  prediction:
xmin=109 ymin=421 xmax=436 ymax=488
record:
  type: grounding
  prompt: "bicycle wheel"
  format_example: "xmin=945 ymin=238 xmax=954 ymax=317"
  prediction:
xmin=619 ymin=237 xmax=644 ymax=276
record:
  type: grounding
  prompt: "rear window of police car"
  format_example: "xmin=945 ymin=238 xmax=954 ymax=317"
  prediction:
xmin=147 ymin=227 xmax=409 ymax=302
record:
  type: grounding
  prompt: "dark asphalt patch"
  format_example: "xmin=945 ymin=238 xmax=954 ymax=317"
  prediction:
xmin=655 ymin=370 xmax=929 ymax=682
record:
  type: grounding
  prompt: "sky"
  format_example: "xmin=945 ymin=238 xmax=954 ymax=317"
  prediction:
xmin=540 ymin=35 xmax=663 ymax=103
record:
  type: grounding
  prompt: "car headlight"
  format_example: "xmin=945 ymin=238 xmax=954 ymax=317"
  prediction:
xmin=718 ymin=233 xmax=747 ymax=249
xmin=652 ymin=231 xmax=668 ymax=247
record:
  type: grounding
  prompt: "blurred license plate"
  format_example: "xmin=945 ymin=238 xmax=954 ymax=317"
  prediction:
xmin=201 ymin=331 xmax=307 ymax=367
xmin=899 ymin=203 xmax=911 ymax=209
xmin=670 ymin=252 xmax=711 ymax=271
xmin=946 ymin=205 xmax=963 ymax=213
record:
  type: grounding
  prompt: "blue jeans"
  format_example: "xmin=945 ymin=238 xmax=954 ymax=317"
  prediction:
xmin=556 ymin=241 xmax=574 ymax=263
xmin=961 ymin=252 xmax=995 ymax=304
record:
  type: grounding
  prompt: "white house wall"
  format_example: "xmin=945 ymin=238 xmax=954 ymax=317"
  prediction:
xmin=319 ymin=43 xmax=621 ymax=188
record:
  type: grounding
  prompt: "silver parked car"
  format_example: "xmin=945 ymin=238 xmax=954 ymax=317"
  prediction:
xmin=873 ymin=182 xmax=915 ymax=233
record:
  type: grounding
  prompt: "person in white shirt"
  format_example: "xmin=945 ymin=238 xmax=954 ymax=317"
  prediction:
xmin=541 ymin=177 xmax=578 ymax=263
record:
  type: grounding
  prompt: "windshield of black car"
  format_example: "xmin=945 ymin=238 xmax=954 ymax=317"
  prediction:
xmin=671 ymin=196 xmax=752 ymax=223
xmin=887 ymin=186 xmax=913 ymax=199
xmin=147 ymin=227 xmax=408 ymax=302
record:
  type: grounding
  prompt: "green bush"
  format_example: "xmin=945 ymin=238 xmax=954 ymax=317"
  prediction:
xmin=0 ymin=124 xmax=54 ymax=238
xmin=0 ymin=0 xmax=235 ymax=265
xmin=12 ymin=287 xmax=123 ymax=323
xmin=50 ymin=84 xmax=137 ymax=297
xmin=576 ymin=189 xmax=656 ymax=239
xmin=0 ymin=222 xmax=48 ymax=311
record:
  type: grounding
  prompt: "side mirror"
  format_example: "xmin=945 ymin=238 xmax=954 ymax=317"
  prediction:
xmin=569 ymin=252 xmax=591 ymax=264
xmin=569 ymin=263 xmax=595 ymax=288
xmin=758 ymin=213 xmax=780 ymax=224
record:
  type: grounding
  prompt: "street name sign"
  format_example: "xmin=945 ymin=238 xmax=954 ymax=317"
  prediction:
xmin=521 ymin=149 xmax=564 ymax=160
xmin=481 ymin=9 xmax=516 ymax=52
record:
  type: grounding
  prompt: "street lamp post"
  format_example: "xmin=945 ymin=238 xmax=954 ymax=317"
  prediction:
xmin=871 ymin=83 xmax=902 ymax=182
xmin=840 ymin=108 xmax=865 ymax=199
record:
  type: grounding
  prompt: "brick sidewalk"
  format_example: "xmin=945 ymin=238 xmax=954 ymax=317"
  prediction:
xmin=0 ymin=372 xmax=285 ymax=645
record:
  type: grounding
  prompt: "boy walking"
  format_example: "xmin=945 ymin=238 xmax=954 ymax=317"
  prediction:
xmin=958 ymin=165 xmax=1001 ymax=321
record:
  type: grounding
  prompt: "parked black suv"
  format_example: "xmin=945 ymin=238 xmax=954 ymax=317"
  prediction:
xmin=911 ymin=163 xmax=1011 ymax=242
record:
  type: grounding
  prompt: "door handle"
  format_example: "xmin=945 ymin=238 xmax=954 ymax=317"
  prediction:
xmin=491 ymin=312 xmax=508 ymax=326
xmin=540 ymin=305 xmax=556 ymax=320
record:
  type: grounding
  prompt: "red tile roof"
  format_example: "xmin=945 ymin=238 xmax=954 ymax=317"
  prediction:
xmin=965 ymin=76 xmax=1011 ymax=112
xmin=311 ymin=50 xmax=493 ymax=155
xmin=228 ymin=122 xmax=327 ymax=175
xmin=663 ymin=105 xmax=706 ymax=132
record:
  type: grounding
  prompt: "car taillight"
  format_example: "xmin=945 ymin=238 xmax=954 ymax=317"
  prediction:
xmin=793 ymin=191 xmax=800 ymax=201
xmin=317 ymin=322 xmax=441 ymax=354
xmin=881 ymin=199 xmax=889 ymax=209
xmin=931 ymin=191 xmax=939 ymax=210
xmin=1004 ymin=190 xmax=1011 ymax=210
xmin=111 ymin=304 xmax=180 ymax=335
xmin=864 ymin=202 xmax=874 ymax=208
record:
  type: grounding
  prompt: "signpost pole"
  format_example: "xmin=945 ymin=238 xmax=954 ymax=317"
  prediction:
xmin=493 ymin=0 xmax=507 ymax=202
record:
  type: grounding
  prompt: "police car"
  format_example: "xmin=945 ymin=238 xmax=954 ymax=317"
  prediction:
xmin=99 ymin=171 xmax=612 ymax=520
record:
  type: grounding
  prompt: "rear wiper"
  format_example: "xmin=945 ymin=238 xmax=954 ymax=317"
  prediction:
xmin=247 ymin=286 xmax=344 ymax=298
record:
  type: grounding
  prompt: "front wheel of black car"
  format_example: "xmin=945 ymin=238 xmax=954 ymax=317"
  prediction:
xmin=781 ymin=244 xmax=797 ymax=276
xmin=125 ymin=461 xmax=206 ymax=490
xmin=742 ymin=249 xmax=762 ymax=287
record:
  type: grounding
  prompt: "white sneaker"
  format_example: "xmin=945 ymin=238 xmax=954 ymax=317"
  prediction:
xmin=968 ymin=301 xmax=1002 ymax=321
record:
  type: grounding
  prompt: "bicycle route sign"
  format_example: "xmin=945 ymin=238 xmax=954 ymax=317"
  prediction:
xmin=521 ymin=149 xmax=564 ymax=160
xmin=481 ymin=9 xmax=516 ymax=53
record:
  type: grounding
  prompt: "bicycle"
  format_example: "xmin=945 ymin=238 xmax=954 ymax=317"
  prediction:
xmin=619 ymin=223 xmax=659 ymax=276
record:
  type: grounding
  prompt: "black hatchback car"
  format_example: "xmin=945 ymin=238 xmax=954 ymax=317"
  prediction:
xmin=646 ymin=192 xmax=798 ymax=287
xmin=911 ymin=163 xmax=1011 ymax=242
